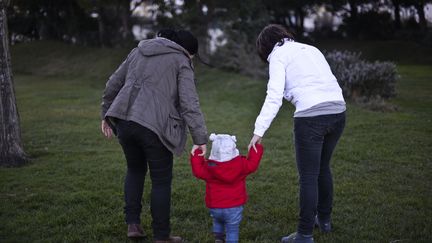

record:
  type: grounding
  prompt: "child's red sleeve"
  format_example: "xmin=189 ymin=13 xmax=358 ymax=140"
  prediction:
xmin=190 ymin=149 xmax=210 ymax=180
xmin=244 ymin=144 xmax=264 ymax=174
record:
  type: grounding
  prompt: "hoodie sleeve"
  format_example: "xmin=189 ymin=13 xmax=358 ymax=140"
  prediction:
xmin=243 ymin=144 xmax=264 ymax=175
xmin=177 ymin=61 xmax=208 ymax=145
xmin=101 ymin=49 xmax=135 ymax=120
xmin=190 ymin=149 xmax=210 ymax=180
xmin=253 ymin=52 xmax=286 ymax=137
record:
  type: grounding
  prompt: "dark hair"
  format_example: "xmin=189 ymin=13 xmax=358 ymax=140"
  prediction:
xmin=157 ymin=29 xmax=198 ymax=55
xmin=256 ymin=24 xmax=294 ymax=63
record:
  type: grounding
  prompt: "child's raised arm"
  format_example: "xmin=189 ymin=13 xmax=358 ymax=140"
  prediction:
xmin=243 ymin=144 xmax=264 ymax=174
xmin=190 ymin=149 xmax=211 ymax=180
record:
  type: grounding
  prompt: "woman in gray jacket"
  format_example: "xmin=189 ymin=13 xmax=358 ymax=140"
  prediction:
xmin=100 ymin=29 xmax=208 ymax=242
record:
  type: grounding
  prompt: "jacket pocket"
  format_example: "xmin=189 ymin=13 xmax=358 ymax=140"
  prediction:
xmin=164 ymin=113 xmax=185 ymax=146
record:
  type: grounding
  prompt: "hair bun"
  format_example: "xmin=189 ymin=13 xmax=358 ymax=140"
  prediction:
xmin=157 ymin=29 xmax=180 ymax=43
xmin=157 ymin=28 xmax=198 ymax=55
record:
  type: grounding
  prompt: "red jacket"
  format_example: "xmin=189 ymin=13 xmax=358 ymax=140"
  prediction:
xmin=190 ymin=144 xmax=264 ymax=208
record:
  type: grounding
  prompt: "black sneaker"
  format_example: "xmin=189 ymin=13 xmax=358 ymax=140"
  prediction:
xmin=127 ymin=224 xmax=145 ymax=238
xmin=281 ymin=232 xmax=314 ymax=243
xmin=314 ymin=215 xmax=332 ymax=233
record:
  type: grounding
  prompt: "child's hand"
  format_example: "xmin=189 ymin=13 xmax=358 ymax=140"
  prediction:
xmin=191 ymin=144 xmax=207 ymax=156
xmin=248 ymin=134 xmax=262 ymax=152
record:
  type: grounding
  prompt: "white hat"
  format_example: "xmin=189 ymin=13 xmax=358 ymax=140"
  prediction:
xmin=208 ymin=133 xmax=240 ymax=162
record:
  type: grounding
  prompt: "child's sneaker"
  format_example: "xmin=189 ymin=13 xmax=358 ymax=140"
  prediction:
xmin=214 ymin=233 xmax=225 ymax=243
xmin=281 ymin=232 xmax=314 ymax=243
xmin=314 ymin=215 xmax=332 ymax=233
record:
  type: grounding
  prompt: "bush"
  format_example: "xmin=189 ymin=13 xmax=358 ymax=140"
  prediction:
xmin=211 ymin=40 xmax=399 ymax=104
xmin=210 ymin=32 xmax=268 ymax=79
xmin=325 ymin=50 xmax=398 ymax=100
xmin=355 ymin=96 xmax=399 ymax=112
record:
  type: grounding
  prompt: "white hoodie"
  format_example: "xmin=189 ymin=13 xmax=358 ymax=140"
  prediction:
xmin=254 ymin=40 xmax=345 ymax=137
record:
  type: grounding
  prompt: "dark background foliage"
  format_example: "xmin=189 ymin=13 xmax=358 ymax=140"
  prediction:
xmin=5 ymin=0 xmax=432 ymax=100
xmin=7 ymin=0 xmax=432 ymax=46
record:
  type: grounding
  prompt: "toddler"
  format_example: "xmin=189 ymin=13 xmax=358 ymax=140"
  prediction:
xmin=190 ymin=133 xmax=264 ymax=243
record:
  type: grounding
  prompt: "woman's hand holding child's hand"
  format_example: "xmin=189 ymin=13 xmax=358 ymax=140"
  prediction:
xmin=191 ymin=144 xmax=207 ymax=156
xmin=248 ymin=134 xmax=262 ymax=152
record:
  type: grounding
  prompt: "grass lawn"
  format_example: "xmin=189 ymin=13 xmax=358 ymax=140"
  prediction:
xmin=1 ymin=41 xmax=431 ymax=242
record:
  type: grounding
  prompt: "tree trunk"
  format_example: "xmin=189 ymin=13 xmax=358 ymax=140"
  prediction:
xmin=392 ymin=0 xmax=401 ymax=29
xmin=348 ymin=0 xmax=358 ymax=19
xmin=0 ymin=0 xmax=28 ymax=167
xmin=286 ymin=13 xmax=295 ymax=30
xmin=97 ymin=6 xmax=107 ymax=47
xmin=296 ymin=7 xmax=305 ymax=35
xmin=119 ymin=0 xmax=132 ymax=42
xmin=414 ymin=2 xmax=427 ymax=30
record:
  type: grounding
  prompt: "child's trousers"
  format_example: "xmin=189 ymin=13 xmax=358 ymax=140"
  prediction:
xmin=209 ymin=206 xmax=244 ymax=243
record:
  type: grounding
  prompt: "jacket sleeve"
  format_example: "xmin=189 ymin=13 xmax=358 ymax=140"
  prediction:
xmin=253 ymin=53 xmax=286 ymax=137
xmin=190 ymin=149 xmax=210 ymax=180
xmin=243 ymin=144 xmax=264 ymax=175
xmin=100 ymin=49 xmax=134 ymax=120
xmin=177 ymin=60 xmax=208 ymax=145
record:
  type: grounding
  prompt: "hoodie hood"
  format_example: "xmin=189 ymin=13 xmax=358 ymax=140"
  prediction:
xmin=138 ymin=38 xmax=190 ymax=58
xmin=208 ymin=133 xmax=240 ymax=162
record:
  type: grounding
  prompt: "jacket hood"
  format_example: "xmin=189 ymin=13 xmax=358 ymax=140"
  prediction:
xmin=138 ymin=38 xmax=190 ymax=58
xmin=207 ymin=156 xmax=244 ymax=183
xmin=208 ymin=133 xmax=240 ymax=162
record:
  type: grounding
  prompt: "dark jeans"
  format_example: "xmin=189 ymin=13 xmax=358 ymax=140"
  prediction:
xmin=116 ymin=120 xmax=173 ymax=240
xmin=293 ymin=112 xmax=345 ymax=235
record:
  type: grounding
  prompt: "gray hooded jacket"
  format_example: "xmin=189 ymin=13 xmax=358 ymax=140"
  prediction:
xmin=101 ymin=38 xmax=208 ymax=156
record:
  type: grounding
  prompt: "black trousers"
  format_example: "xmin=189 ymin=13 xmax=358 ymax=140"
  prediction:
xmin=116 ymin=120 xmax=173 ymax=240
xmin=293 ymin=112 xmax=346 ymax=235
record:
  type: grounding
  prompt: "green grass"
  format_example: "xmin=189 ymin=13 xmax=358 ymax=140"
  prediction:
xmin=1 ymin=41 xmax=431 ymax=242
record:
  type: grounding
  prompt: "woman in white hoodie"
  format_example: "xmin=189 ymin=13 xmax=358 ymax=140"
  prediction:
xmin=248 ymin=24 xmax=346 ymax=243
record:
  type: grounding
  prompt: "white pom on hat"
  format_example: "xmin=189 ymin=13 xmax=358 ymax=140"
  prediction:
xmin=208 ymin=133 xmax=240 ymax=162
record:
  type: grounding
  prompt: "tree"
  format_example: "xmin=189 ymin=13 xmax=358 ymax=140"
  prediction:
xmin=8 ymin=0 xmax=137 ymax=46
xmin=391 ymin=0 xmax=431 ymax=30
xmin=405 ymin=0 xmax=430 ymax=30
xmin=262 ymin=0 xmax=314 ymax=36
xmin=79 ymin=0 xmax=135 ymax=47
xmin=0 ymin=0 xmax=27 ymax=167
xmin=8 ymin=0 xmax=99 ymax=45
xmin=391 ymin=0 xmax=402 ymax=29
